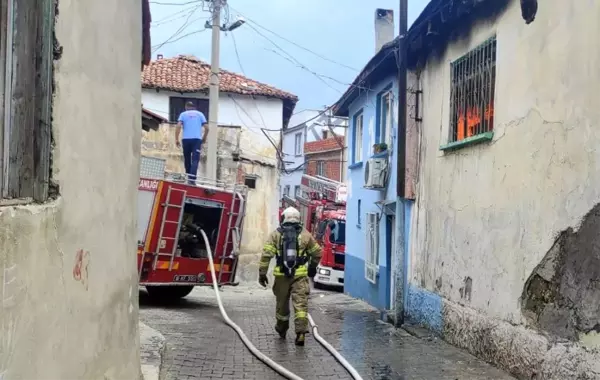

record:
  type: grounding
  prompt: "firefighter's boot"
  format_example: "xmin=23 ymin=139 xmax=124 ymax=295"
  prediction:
xmin=275 ymin=324 xmax=287 ymax=339
xmin=295 ymin=333 xmax=305 ymax=346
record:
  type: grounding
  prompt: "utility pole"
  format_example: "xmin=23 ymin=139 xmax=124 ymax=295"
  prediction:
xmin=206 ymin=0 xmax=223 ymax=182
xmin=394 ymin=0 xmax=408 ymax=327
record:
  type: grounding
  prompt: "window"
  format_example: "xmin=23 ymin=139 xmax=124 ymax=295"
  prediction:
xmin=244 ymin=175 xmax=257 ymax=189
xmin=294 ymin=185 xmax=301 ymax=197
xmin=294 ymin=133 xmax=302 ymax=156
xmin=329 ymin=220 xmax=346 ymax=245
xmin=315 ymin=220 xmax=328 ymax=241
xmin=353 ymin=111 xmax=363 ymax=163
xmin=316 ymin=161 xmax=325 ymax=176
xmin=379 ymin=91 xmax=393 ymax=148
xmin=169 ymin=97 xmax=209 ymax=123
xmin=365 ymin=212 xmax=380 ymax=284
xmin=284 ymin=185 xmax=290 ymax=196
xmin=357 ymin=199 xmax=362 ymax=226
xmin=0 ymin=1 xmax=54 ymax=201
xmin=322 ymin=130 xmax=328 ymax=139
xmin=449 ymin=37 xmax=497 ymax=144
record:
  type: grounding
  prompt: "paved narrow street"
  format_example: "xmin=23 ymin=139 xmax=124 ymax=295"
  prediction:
xmin=140 ymin=285 xmax=515 ymax=380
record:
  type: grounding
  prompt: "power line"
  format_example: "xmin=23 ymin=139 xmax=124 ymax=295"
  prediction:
xmin=150 ymin=0 xmax=202 ymax=6
xmin=152 ymin=5 xmax=199 ymax=26
xmin=151 ymin=6 xmax=203 ymax=52
xmin=228 ymin=5 xmax=359 ymax=72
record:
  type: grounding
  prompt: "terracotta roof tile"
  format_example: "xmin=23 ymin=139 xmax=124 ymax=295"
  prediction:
xmin=141 ymin=55 xmax=298 ymax=101
xmin=304 ymin=136 xmax=345 ymax=154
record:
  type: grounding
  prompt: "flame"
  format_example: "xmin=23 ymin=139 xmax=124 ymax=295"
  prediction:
xmin=456 ymin=103 xmax=494 ymax=141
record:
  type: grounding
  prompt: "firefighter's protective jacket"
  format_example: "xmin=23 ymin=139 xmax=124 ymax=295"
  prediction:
xmin=259 ymin=227 xmax=322 ymax=278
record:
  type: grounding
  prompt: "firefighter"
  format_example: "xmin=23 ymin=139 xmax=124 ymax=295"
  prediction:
xmin=258 ymin=207 xmax=322 ymax=346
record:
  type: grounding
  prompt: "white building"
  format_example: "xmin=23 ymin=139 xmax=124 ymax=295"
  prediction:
xmin=141 ymin=54 xmax=298 ymax=254
xmin=279 ymin=109 xmax=347 ymax=200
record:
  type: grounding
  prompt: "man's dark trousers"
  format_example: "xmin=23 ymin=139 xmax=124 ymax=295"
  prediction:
xmin=182 ymin=138 xmax=202 ymax=184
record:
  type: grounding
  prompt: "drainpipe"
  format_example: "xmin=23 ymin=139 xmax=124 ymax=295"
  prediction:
xmin=394 ymin=0 xmax=408 ymax=327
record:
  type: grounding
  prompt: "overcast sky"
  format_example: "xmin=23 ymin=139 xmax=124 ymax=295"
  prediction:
xmin=150 ymin=0 xmax=429 ymax=112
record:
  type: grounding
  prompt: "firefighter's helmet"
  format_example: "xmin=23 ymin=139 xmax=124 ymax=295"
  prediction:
xmin=282 ymin=207 xmax=301 ymax=225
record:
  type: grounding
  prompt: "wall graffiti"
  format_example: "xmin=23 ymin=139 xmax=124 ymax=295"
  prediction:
xmin=73 ymin=249 xmax=90 ymax=290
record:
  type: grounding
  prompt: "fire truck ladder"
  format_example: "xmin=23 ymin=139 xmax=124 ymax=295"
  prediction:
xmin=217 ymin=185 xmax=246 ymax=284
xmin=152 ymin=186 xmax=187 ymax=271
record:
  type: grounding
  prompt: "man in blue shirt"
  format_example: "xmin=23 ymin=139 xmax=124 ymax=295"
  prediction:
xmin=176 ymin=101 xmax=209 ymax=184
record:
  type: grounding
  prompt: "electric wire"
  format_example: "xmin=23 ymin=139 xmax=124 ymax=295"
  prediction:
xmin=228 ymin=5 xmax=359 ymax=72
xmin=152 ymin=5 xmax=202 ymax=52
xmin=200 ymin=228 xmax=364 ymax=380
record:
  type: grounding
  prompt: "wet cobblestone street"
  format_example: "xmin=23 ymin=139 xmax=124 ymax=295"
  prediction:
xmin=140 ymin=285 xmax=515 ymax=380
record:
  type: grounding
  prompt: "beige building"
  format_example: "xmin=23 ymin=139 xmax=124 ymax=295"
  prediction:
xmin=0 ymin=0 xmax=149 ymax=378
xmin=405 ymin=0 xmax=600 ymax=378
xmin=140 ymin=55 xmax=297 ymax=258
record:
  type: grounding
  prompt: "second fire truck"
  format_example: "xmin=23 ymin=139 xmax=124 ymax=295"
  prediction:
xmin=296 ymin=174 xmax=346 ymax=289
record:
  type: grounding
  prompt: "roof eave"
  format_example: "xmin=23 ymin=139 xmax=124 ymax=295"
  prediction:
xmin=332 ymin=39 xmax=400 ymax=117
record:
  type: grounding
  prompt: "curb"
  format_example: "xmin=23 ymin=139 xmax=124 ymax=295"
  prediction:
xmin=140 ymin=321 xmax=165 ymax=380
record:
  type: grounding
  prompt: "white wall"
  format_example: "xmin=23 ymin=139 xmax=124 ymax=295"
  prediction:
xmin=0 ymin=0 xmax=141 ymax=378
xmin=411 ymin=0 xmax=600 ymax=325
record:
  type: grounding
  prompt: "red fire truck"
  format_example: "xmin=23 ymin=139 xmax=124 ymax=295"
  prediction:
xmin=296 ymin=174 xmax=347 ymax=289
xmin=137 ymin=156 xmax=246 ymax=300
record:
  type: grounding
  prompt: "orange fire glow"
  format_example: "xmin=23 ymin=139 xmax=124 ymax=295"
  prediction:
xmin=456 ymin=103 xmax=494 ymax=141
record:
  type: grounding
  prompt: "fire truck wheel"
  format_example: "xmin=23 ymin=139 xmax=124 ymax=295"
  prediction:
xmin=146 ymin=285 xmax=194 ymax=301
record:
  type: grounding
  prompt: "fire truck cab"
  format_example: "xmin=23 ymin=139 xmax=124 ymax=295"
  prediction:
xmin=296 ymin=174 xmax=346 ymax=289
xmin=313 ymin=208 xmax=345 ymax=288
xmin=137 ymin=156 xmax=246 ymax=301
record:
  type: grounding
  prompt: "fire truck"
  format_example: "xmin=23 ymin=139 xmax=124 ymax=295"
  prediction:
xmin=296 ymin=174 xmax=346 ymax=289
xmin=137 ymin=156 xmax=246 ymax=300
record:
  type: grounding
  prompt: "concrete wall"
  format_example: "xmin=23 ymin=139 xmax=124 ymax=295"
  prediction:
xmin=407 ymin=1 xmax=600 ymax=378
xmin=344 ymin=74 xmax=398 ymax=310
xmin=0 ymin=0 xmax=141 ymax=378
xmin=141 ymin=123 xmax=278 ymax=255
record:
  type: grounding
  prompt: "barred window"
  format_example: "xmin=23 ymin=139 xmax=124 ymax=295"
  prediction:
xmin=449 ymin=37 xmax=497 ymax=143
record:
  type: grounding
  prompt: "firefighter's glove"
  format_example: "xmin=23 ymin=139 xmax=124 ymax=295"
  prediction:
xmin=308 ymin=266 xmax=317 ymax=279
xmin=258 ymin=274 xmax=269 ymax=287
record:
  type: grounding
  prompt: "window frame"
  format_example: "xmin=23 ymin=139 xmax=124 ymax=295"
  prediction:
xmin=294 ymin=185 xmax=301 ymax=197
xmin=169 ymin=96 xmax=209 ymax=123
xmin=352 ymin=110 xmax=364 ymax=164
xmin=442 ymin=36 xmax=497 ymax=150
xmin=244 ymin=175 xmax=257 ymax=189
xmin=375 ymin=84 xmax=394 ymax=146
xmin=294 ymin=132 xmax=302 ymax=156
xmin=365 ymin=212 xmax=380 ymax=284
xmin=316 ymin=160 xmax=325 ymax=176
xmin=283 ymin=185 xmax=290 ymax=196
xmin=0 ymin=0 xmax=55 ymax=201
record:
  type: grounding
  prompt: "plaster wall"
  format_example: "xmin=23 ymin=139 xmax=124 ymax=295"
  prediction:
xmin=0 ymin=0 xmax=142 ymax=378
xmin=141 ymin=123 xmax=278 ymax=255
xmin=410 ymin=0 xmax=600 ymax=325
xmin=407 ymin=1 xmax=600 ymax=377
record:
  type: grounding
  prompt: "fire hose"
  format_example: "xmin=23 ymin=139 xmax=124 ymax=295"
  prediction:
xmin=198 ymin=229 xmax=364 ymax=380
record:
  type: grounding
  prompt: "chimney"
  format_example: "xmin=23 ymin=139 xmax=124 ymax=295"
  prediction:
xmin=375 ymin=9 xmax=394 ymax=53
xmin=156 ymin=54 xmax=163 ymax=60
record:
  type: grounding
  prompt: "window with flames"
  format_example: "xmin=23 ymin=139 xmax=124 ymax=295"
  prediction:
xmin=449 ymin=37 xmax=497 ymax=143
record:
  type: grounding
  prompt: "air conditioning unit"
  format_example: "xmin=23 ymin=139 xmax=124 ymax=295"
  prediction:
xmin=364 ymin=157 xmax=388 ymax=189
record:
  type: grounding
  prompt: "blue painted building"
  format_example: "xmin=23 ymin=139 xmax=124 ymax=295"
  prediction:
xmin=332 ymin=39 xmax=411 ymax=312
